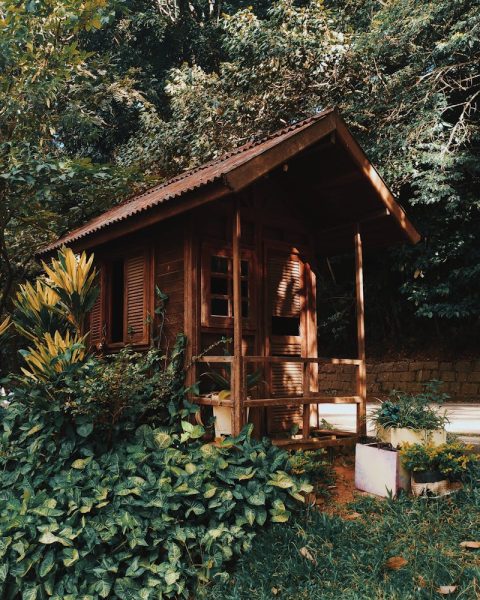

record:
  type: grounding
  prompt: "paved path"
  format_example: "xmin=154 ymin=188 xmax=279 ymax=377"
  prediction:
xmin=319 ymin=402 xmax=480 ymax=444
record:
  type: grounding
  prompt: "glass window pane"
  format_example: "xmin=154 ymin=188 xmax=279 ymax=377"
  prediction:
xmin=241 ymin=260 xmax=249 ymax=277
xmin=211 ymin=298 xmax=229 ymax=316
xmin=211 ymin=256 xmax=229 ymax=274
xmin=241 ymin=280 xmax=248 ymax=298
xmin=211 ymin=277 xmax=229 ymax=295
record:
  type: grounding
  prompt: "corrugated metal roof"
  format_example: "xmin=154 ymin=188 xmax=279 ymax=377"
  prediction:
xmin=40 ymin=108 xmax=334 ymax=254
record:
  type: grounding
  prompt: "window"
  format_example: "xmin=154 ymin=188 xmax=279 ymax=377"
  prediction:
xmin=202 ymin=246 xmax=253 ymax=327
xmin=106 ymin=251 xmax=150 ymax=347
xmin=110 ymin=259 xmax=124 ymax=343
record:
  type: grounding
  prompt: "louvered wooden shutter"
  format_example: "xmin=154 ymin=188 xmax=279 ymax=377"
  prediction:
xmin=89 ymin=266 xmax=104 ymax=349
xmin=269 ymin=256 xmax=302 ymax=318
xmin=267 ymin=251 xmax=304 ymax=433
xmin=125 ymin=253 xmax=149 ymax=346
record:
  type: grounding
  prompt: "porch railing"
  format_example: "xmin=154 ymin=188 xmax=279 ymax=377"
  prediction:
xmin=193 ymin=354 xmax=366 ymax=446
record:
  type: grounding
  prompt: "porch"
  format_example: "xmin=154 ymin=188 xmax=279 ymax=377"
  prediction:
xmin=192 ymin=201 xmax=368 ymax=449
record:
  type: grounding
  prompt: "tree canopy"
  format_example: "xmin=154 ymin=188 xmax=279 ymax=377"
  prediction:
xmin=1 ymin=0 xmax=478 ymax=367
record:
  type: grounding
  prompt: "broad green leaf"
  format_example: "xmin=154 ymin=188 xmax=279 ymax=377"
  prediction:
xmin=39 ymin=550 xmax=55 ymax=577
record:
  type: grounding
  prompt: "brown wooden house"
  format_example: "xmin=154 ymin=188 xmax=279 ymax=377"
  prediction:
xmin=40 ymin=108 xmax=420 ymax=449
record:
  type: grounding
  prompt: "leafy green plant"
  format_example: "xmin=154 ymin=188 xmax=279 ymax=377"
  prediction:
xmin=65 ymin=336 xmax=190 ymax=438
xmin=0 ymin=398 xmax=312 ymax=599
xmin=370 ymin=381 xmax=449 ymax=431
xmin=203 ymin=368 xmax=263 ymax=400
xmin=11 ymin=247 xmax=98 ymax=383
xmin=400 ymin=441 xmax=480 ymax=482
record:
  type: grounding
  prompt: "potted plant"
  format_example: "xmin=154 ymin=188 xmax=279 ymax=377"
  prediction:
xmin=202 ymin=369 xmax=262 ymax=437
xmin=370 ymin=381 xmax=449 ymax=448
xmin=400 ymin=441 xmax=479 ymax=497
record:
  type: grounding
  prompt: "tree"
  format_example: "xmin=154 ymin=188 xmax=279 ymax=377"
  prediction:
xmin=118 ymin=0 xmax=479 ymax=353
xmin=0 ymin=0 xmax=144 ymax=322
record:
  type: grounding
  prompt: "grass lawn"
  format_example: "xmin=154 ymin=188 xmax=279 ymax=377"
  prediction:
xmin=202 ymin=488 xmax=480 ymax=599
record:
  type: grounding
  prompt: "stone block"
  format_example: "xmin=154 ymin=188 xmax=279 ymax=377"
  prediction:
xmin=409 ymin=362 xmax=423 ymax=371
xmin=461 ymin=383 xmax=478 ymax=396
xmin=441 ymin=371 xmax=455 ymax=382
xmin=439 ymin=362 xmax=453 ymax=370
xmin=415 ymin=369 xmax=426 ymax=381
xmin=446 ymin=382 xmax=460 ymax=394
xmin=467 ymin=372 xmax=480 ymax=383
xmin=422 ymin=361 xmax=439 ymax=370
xmin=456 ymin=360 xmax=472 ymax=372
xmin=457 ymin=372 xmax=468 ymax=382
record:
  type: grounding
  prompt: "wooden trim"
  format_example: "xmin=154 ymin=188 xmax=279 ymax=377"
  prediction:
xmin=272 ymin=435 xmax=359 ymax=450
xmin=184 ymin=215 xmax=199 ymax=390
xmin=243 ymin=356 xmax=362 ymax=365
xmin=231 ymin=199 xmax=244 ymax=436
xmin=200 ymin=242 xmax=255 ymax=330
xmin=195 ymin=355 xmax=234 ymax=363
xmin=334 ymin=112 xmax=420 ymax=245
xmin=192 ymin=396 xmax=233 ymax=407
xmin=354 ymin=226 xmax=367 ymax=436
xmin=224 ymin=113 xmax=336 ymax=192
xmin=244 ymin=396 xmax=361 ymax=407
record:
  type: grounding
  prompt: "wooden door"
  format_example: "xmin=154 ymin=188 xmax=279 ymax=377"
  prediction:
xmin=265 ymin=245 xmax=308 ymax=434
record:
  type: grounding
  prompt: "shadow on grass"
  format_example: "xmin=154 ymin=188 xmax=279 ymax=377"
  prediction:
xmin=200 ymin=488 xmax=480 ymax=599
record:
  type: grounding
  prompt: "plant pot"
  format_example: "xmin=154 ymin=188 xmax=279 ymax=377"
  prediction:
xmin=213 ymin=405 xmax=233 ymax=437
xmin=211 ymin=401 xmax=250 ymax=438
xmin=377 ymin=426 xmax=446 ymax=448
xmin=355 ymin=443 xmax=410 ymax=498
xmin=410 ymin=471 xmax=462 ymax=498
xmin=412 ymin=469 xmax=444 ymax=484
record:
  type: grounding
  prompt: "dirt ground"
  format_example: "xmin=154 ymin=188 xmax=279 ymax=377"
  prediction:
xmin=314 ymin=454 xmax=379 ymax=517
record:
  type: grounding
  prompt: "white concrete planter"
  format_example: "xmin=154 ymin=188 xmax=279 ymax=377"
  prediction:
xmin=377 ymin=426 xmax=446 ymax=448
xmin=213 ymin=405 xmax=233 ymax=437
xmin=355 ymin=443 xmax=410 ymax=498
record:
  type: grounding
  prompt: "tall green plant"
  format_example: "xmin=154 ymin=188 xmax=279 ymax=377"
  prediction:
xmin=12 ymin=247 xmax=97 ymax=382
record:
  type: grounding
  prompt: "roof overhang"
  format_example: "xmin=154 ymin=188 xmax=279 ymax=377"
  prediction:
xmin=39 ymin=107 xmax=420 ymax=257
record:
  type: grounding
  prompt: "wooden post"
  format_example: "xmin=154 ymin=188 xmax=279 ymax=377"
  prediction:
xmin=231 ymin=199 xmax=244 ymax=436
xmin=354 ymin=226 xmax=367 ymax=436
xmin=302 ymin=360 xmax=311 ymax=440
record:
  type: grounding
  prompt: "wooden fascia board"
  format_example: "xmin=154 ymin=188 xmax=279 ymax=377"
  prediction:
xmin=334 ymin=113 xmax=421 ymax=245
xmin=223 ymin=113 xmax=337 ymax=192
xmin=41 ymin=180 xmax=233 ymax=256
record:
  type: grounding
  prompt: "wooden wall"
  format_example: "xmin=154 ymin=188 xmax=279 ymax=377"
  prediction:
xmin=154 ymin=219 xmax=185 ymax=351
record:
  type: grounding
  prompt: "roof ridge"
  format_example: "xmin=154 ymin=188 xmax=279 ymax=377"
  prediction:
xmin=39 ymin=107 xmax=335 ymax=254
xmin=119 ymin=108 xmax=333 ymax=208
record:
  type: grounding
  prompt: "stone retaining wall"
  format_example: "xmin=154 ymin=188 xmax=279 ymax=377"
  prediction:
xmin=316 ymin=359 xmax=480 ymax=401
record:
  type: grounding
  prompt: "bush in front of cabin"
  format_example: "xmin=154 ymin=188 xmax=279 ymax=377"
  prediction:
xmin=0 ymin=400 xmax=311 ymax=599
xmin=0 ymin=248 xmax=312 ymax=598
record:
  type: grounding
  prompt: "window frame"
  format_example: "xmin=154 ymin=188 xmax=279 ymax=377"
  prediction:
xmin=201 ymin=243 xmax=256 ymax=330
xmin=104 ymin=248 xmax=152 ymax=349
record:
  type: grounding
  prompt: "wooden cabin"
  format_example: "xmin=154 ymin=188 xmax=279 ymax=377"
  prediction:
xmin=40 ymin=108 xmax=420 ymax=449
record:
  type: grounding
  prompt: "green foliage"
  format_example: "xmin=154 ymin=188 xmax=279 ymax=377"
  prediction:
xmin=370 ymin=381 xmax=450 ymax=431
xmin=10 ymin=248 xmax=97 ymax=382
xmin=400 ymin=441 xmax=480 ymax=482
xmin=0 ymin=399 xmax=311 ymax=599
xmin=66 ymin=338 xmax=190 ymax=436
xmin=287 ymin=449 xmax=333 ymax=494
xmin=204 ymin=490 xmax=480 ymax=599
xmin=0 ymin=0 xmax=143 ymax=356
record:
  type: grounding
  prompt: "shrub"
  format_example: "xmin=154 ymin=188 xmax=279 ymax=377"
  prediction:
xmin=400 ymin=441 xmax=480 ymax=482
xmin=0 ymin=399 xmax=312 ymax=599
xmin=370 ymin=381 xmax=449 ymax=431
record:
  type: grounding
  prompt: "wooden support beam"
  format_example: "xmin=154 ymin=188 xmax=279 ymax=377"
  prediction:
xmin=231 ymin=199 xmax=244 ymax=436
xmin=273 ymin=435 xmax=359 ymax=450
xmin=244 ymin=395 xmax=361 ymax=407
xmin=354 ymin=226 xmax=367 ymax=436
xmin=302 ymin=360 xmax=311 ymax=439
